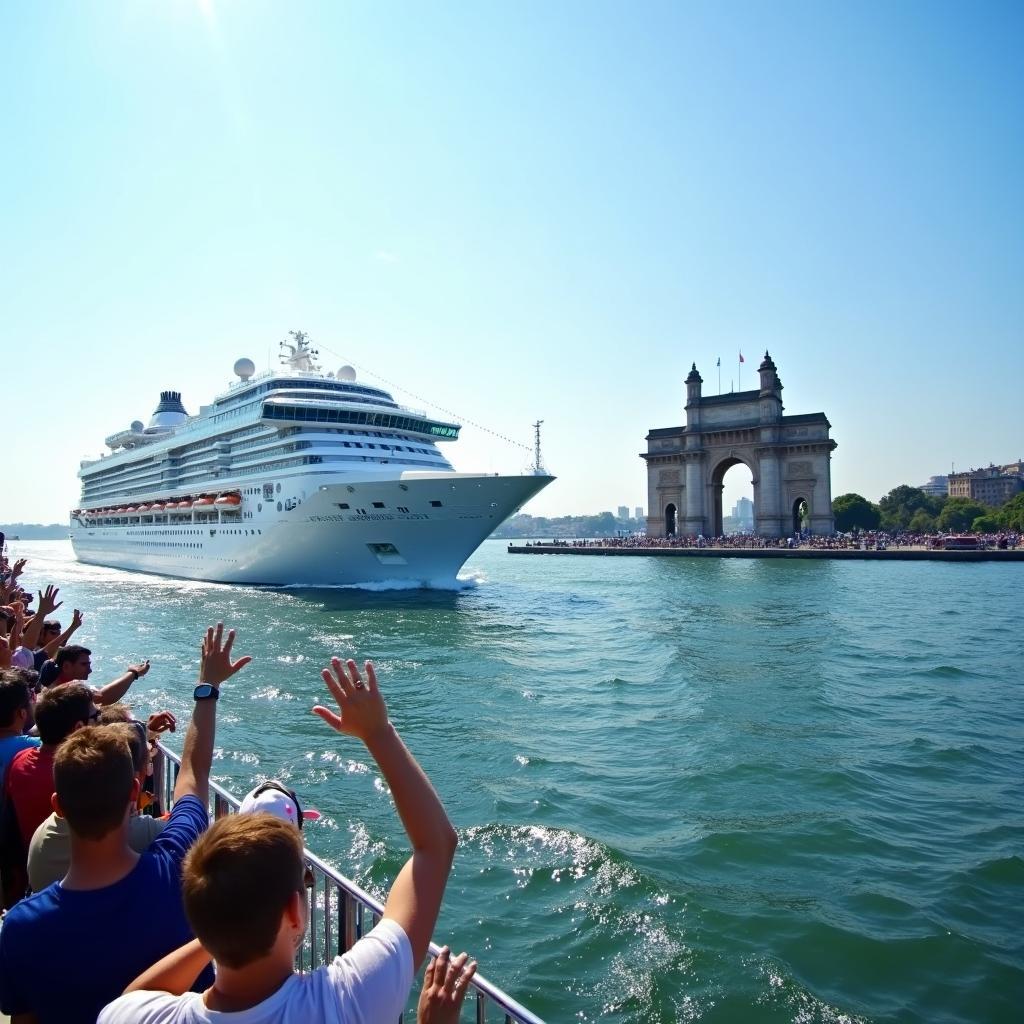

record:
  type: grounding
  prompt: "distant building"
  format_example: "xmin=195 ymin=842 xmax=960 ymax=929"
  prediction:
xmin=948 ymin=464 xmax=1023 ymax=506
xmin=732 ymin=496 xmax=755 ymax=531
xmin=617 ymin=505 xmax=630 ymax=520
xmin=634 ymin=506 xmax=643 ymax=520
xmin=919 ymin=475 xmax=948 ymax=497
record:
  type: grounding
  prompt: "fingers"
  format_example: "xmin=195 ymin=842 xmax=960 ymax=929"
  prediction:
xmin=222 ymin=628 xmax=235 ymax=659
xmin=229 ymin=655 xmax=253 ymax=675
xmin=312 ymin=705 xmax=344 ymax=731
xmin=364 ymin=661 xmax=378 ymax=693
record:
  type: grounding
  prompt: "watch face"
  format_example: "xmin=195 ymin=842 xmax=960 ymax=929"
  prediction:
xmin=194 ymin=684 xmax=218 ymax=700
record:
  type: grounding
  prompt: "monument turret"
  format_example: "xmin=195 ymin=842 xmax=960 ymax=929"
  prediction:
xmin=758 ymin=351 xmax=783 ymax=426
xmin=685 ymin=363 xmax=703 ymax=431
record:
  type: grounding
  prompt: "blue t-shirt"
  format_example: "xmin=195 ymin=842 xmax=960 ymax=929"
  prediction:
xmin=0 ymin=794 xmax=212 ymax=1024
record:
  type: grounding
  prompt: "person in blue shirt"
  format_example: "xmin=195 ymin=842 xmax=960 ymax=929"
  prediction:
xmin=0 ymin=672 xmax=40 ymax=800
xmin=0 ymin=622 xmax=251 ymax=1024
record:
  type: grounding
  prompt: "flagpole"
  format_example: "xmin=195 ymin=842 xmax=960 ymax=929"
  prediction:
xmin=718 ymin=359 xmax=721 ymax=395
xmin=738 ymin=354 xmax=741 ymax=391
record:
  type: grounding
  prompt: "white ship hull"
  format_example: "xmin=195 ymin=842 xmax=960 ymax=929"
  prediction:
xmin=71 ymin=472 xmax=551 ymax=586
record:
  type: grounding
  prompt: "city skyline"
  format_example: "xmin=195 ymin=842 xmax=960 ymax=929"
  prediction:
xmin=2 ymin=1 xmax=1021 ymax=525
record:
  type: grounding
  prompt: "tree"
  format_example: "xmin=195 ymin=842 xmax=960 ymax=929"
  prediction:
xmin=937 ymin=497 xmax=988 ymax=533
xmin=996 ymin=493 xmax=1024 ymax=531
xmin=832 ymin=493 xmax=880 ymax=532
xmin=907 ymin=509 xmax=936 ymax=533
xmin=878 ymin=485 xmax=931 ymax=531
xmin=971 ymin=514 xmax=1002 ymax=533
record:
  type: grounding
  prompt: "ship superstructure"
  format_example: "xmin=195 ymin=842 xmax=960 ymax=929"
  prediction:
xmin=70 ymin=334 xmax=552 ymax=585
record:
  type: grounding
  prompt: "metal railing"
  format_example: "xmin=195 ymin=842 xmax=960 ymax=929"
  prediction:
xmin=153 ymin=744 xmax=544 ymax=1024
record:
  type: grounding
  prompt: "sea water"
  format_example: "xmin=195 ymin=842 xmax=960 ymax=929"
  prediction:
xmin=9 ymin=540 xmax=1022 ymax=1023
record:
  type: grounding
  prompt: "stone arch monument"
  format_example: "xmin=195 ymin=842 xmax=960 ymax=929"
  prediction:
xmin=642 ymin=353 xmax=837 ymax=538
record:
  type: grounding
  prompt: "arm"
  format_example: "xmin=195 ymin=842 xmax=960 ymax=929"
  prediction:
xmin=173 ymin=624 xmax=251 ymax=805
xmin=123 ymin=939 xmax=212 ymax=996
xmin=314 ymin=659 xmax=458 ymax=969
xmin=12 ymin=1015 xmax=39 ymax=1024
xmin=20 ymin=586 xmax=62 ymax=651
xmin=93 ymin=659 xmax=150 ymax=707
xmin=40 ymin=609 xmax=83 ymax=658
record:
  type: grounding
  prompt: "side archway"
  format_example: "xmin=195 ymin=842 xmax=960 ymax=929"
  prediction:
xmin=792 ymin=497 xmax=809 ymax=535
xmin=665 ymin=503 xmax=677 ymax=537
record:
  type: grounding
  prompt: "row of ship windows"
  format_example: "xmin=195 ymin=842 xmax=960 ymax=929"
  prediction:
xmin=263 ymin=403 xmax=459 ymax=438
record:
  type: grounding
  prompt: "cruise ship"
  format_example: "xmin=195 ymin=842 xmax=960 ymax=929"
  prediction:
xmin=70 ymin=333 xmax=553 ymax=585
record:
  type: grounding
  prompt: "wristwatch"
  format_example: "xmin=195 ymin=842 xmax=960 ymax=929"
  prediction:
xmin=193 ymin=683 xmax=220 ymax=701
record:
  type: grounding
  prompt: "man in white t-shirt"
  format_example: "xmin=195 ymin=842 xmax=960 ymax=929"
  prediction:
xmin=99 ymin=656 xmax=461 ymax=1024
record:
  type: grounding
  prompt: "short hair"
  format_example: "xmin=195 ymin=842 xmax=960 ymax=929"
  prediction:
xmin=96 ymin=703 xmax=131 ymax=724
xmin=34 ymin=683 xmax=94 ymax=744
xmin=183 ymin=815 xmax=305 ymax=968
xmin=54 ymin=725 xmax=135 ymax=840
xmin=41 ymin=620 xmax=62 ymax=635
xmin=0 ymin=671 xmax=31 ymax=728
xmin=55 ymin=645 xmax=91 ymax=669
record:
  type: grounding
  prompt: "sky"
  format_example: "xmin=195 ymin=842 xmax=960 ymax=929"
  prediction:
xmin=2 ymin=0 xmax=1021 ymax=524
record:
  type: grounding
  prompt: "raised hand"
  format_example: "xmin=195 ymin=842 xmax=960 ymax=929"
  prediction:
xmin=36 ymin=584 xmax=63 ymax=616
xmin=71 ymin=609 xmax=84 ymax=631
xmin=147 ymin=710 xmax=177 ymax=736
xmin=313 ymin=658 xmax=389 ymax=741
xmin=198 ymin=623 xmax=252 ymax=686
xmin=0 ymin=635 xmax=10 ymax=670
xmin=128 ymin=659 xmax=151 ymax=678
xmin=416 ymin=947 xmax=477 ymax=1024
xmin=11 ymin=559 xmax=26 ymax=579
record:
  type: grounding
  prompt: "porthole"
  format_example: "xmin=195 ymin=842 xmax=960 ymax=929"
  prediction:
xmin=277 ymin=502 xmax=282 ymax=512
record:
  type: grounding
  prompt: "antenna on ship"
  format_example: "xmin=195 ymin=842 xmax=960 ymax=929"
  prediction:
xmin=280 ymin=330 xmax=321 ymax=373
xmin=532 ymin=419 xmax=547 ymax=476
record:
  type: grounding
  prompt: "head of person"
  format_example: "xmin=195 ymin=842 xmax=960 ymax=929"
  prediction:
xmin=0 ymin=670 xmax=32 ymax=733
xmin=54 ymin=645 xmax=92 ymax=682
xmin=53 ymin=724 xmax=139 ymax=840
xmin=239 ymin=780 xmax=318 ymax=831
xmin=183 ymin=815 xmax=307 ymax=969
xmin=34 ymin=682 xmax=98 ymax=746
xmin=39 ymin=620 xmax=62 ymax=646
xmin=96 ymin=708 xmax=150 ymax=783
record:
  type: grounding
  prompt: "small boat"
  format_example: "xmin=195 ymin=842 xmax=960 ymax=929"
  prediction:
xmin=214 ymin=493 xmax=241 ymax=508
xmin=194 ymin=496 xmax=215 ymax=508
xmin=150 ymin=502 xmax=166 ymax=512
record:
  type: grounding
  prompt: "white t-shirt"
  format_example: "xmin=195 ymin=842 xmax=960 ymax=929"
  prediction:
xmin=97 ymin=919 xmax=413 ymax=1024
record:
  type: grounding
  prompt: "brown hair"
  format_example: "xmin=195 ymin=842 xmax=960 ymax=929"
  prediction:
xmin=34 ymin=683 xmax=94 ymax=744
xmin=183 ymin=815 xmax=305 ymax=968
xmin=0 ymin=671 xmax=31 ymax=727
xmin=54 ymin=725 xmax=135 ymax=840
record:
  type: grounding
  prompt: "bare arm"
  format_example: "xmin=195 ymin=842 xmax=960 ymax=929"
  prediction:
xmin=21 ymin=586 xmax=63 ymax=650
xmin=93 ymin=659 xmax=150 ymax=707
xmin=314 ymin=659 xmax=457 ymax=969
xmin=174 ymin=624 xmax=251 ymax=805
xmin=123 ymin=939 xmax=212 ymax=995
xmin=40 ymin=610 xmax=83 ymax=658
xmin=12 ymin=1013 xmax=40 ymax=1024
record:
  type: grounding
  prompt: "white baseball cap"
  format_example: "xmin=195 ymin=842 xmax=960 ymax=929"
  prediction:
xmin=239 ymin=780 xmax=320 ymax=829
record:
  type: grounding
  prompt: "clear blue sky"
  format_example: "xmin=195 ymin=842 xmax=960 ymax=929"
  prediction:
xmin=2 ymin=0 xmax=1021 ymax=524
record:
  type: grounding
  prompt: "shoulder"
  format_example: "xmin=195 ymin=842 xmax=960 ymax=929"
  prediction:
xmin=325 ymin=919 xmax=414 ymax=1017
xmin=98 ymin=989 xmax=200 ymax=1024
xmin=9 ymin=744 xmax=39 ymax=770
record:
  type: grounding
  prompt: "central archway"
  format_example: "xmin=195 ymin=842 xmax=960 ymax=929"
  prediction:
xmin=711 ymin=456 xmax=756 ymax=537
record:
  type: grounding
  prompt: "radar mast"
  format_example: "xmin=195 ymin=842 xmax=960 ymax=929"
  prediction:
xmin=279 ymin=330 xmax=320 ymax=373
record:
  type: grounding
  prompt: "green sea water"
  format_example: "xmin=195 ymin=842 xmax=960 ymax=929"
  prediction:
xmin=10 ymin=539 xmax=1022 ymax=1023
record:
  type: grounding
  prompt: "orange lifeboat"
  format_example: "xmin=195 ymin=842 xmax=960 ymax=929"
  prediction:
xmin=137 ymin=504 xmax=151 ymax=513
xmin=194 ymin=496 xmax=215 ymax=508
xmin=125 ymin=506 xmax=138 ymax=514
xmin=150 ymin=502 xmax=165 ymax=512
xmin=214 ymin=493 xmax=241 ymax=508
xmin=177 ymin=500 xmax=193 ymax=511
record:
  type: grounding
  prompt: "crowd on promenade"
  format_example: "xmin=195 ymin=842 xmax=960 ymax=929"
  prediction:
xmin=517 ymin=528 xmax=1021 ymax=551
xmin=0 ymin=541 xmax=476 ymax=1024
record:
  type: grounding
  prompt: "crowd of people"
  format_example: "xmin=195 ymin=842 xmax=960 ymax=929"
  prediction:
xmin=0 ymin=548 xmax=476 ymax=1024
xmin=515 ymin=528 xmax=1021 ymax=551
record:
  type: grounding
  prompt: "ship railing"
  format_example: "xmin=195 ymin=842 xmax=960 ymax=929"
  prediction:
xmin=152 ymin=743 xmax=545 ymax=1024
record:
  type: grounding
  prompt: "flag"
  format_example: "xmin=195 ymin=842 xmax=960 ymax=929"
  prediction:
xmin=716 ymin=357 xmax=720 ymax=367
xmin=739 ymin=351 xmax=745 ymax=363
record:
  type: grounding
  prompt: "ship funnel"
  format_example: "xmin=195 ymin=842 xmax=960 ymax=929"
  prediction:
xmin=147 ymin=390 xmax=189 ymax=431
